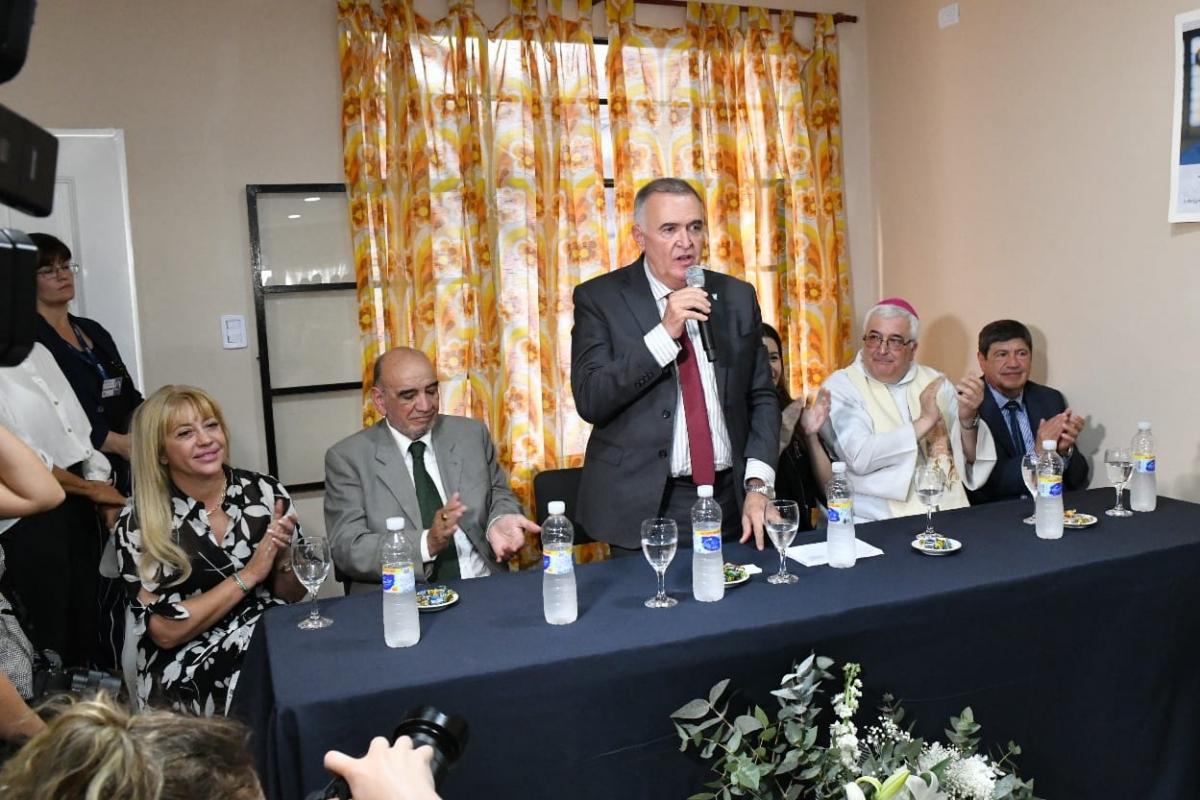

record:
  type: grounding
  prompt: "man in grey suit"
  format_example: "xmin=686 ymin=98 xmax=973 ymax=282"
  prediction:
xmin=570 ymin=178 xmax=781 ymax=550
xmin=324 ymin=348 xmax=538 ymax=590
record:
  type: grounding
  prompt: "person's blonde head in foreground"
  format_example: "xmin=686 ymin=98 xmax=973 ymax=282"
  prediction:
xmin=0 ymin=692 xmax=262 ymax=800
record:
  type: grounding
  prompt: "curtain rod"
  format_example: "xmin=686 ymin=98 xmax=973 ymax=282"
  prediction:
xmin=635 ymin=0 xmax=858 ymax=24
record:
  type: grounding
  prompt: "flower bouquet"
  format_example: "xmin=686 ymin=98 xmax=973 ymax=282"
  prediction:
xmin=670 ymin=654 xmax=1038 ymax=800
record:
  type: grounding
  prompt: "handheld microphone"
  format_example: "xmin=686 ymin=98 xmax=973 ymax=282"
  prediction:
xmin=684 ymin=266 xmax=716 ymax=362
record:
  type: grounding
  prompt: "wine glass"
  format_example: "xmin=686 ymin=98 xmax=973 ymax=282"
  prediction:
xmin=915 ymin=462 xmax=946 ymax=547
xmin=1020 ymin=452 xmax=1039 ymax=525
xmin=640 ymin=518 xmax=678 ymax=609
xmin=764 ymin=499 xmax=800 ymax=585
xmin=1104 ymin=447 xmax=1134 ymax=518
xmin=292 ymin=535 xmax=333 ymax=630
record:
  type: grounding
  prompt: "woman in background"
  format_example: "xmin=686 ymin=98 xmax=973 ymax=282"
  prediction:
xmin=114 ymin=385 xmax=305 ymax=715
xmin=31 ymin=233 xmax=143 ymax=494
xmin=762 ymin=323 xmax=833 ymax=530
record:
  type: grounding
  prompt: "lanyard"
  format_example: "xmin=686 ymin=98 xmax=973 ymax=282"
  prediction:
xmin=70 ymin=322 xmax=110 ymax=381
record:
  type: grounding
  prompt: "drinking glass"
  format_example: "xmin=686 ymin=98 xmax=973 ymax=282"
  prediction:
xmin=764 ymin=499 xmax=800 ymax=585
xmin=915 ymin=462 xmax=946 ymax=546
xmin=1020 ymin=452 xmax=1039 ymax=525
xmin=640 ymin=518 xmax=678 ymax=609
xmin=1104 ymin=447 xmax=1134 ymax=518
xmin=292 ymin=535 xmax=333 ymax=630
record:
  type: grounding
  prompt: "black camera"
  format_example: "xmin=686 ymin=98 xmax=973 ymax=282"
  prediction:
xmin=29 ymin=650 xmax=124 ymax=701
xmin=307 ymin=706 xmax=469 ymax=800
xmin=0 ymin=1 xmax=58 ymax=369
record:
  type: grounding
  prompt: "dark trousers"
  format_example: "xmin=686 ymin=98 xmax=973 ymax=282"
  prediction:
xmin=610 ymin=469 xmax=740 ymax=557
xmin=0 ymin=493 xmax=105 ymax=669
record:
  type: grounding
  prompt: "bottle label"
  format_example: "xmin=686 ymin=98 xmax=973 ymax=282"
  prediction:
xmin=1037 ymin=474 xmax=1063 ymax=497
xmin=692 ymin=524 xmax=722 ymax=553
xmin=827 ymin=498 xmax=853 ymax=525
xmin=382 ymin=564 xmax=415 ymax=594
xmin=542 ymin=546 xmax=574 ymax=575
xmin=1134 ymin=453 xmax=1156 ymax=474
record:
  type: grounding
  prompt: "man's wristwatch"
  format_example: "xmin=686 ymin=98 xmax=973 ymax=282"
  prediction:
xmin=745 ymin=481 xmax=775 ymax=500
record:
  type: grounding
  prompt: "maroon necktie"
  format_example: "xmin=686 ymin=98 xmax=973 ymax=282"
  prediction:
xmin=677 ymin=332 xmax=716 ymax=486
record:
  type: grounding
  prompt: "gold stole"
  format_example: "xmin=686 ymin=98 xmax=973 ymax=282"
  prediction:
xmin=844 ymin=362 xmax=970 ymax=518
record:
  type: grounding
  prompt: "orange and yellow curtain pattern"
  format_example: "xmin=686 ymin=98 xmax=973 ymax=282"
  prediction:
xmin=338 ymin=0 xmax=610 ymax=522
xmin=607 ymin=0 xmax=853 ymax=396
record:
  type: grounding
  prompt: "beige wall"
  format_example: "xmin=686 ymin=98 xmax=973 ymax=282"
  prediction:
xmin=0 ymin=0 xmax=344 ymax=477
xmin=867 ymin=0 xmax=1200 ymax=500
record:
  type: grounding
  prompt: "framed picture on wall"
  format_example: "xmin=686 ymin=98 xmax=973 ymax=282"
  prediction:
xmin=1170 ymin=9 xmax=1200 ymax=222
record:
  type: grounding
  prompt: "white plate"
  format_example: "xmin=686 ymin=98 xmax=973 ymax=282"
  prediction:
xmin=1063 ymin=513 xmax=1098 ymax=529
xmin=911 ymin=537 xmax=962 ymax=556
xmin=416 ymin=586 xmax=460 ymax=612
xmin=724 ymin=563 xmax=751 ymax=587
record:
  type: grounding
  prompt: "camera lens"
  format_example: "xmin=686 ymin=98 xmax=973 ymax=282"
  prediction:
xmin=306 ymin=706 xmax=469 ymax=800
xmin=393 ymin=706 xmax=469 ymax=786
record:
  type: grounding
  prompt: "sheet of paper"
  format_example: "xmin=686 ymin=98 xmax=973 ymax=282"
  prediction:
xmin=786 ymin=538 xmax=884 ymax=567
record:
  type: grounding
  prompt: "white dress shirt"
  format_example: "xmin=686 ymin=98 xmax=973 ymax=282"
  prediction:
xmin=384 ymin=421 xmax=490 ymax=580
xmin=0 ymin=343 xmax=111 ymax=535
xmin=641 ymin=264 xmax=773 ymax=487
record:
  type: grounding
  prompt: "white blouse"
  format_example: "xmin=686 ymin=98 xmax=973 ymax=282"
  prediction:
xmin=0 ymin=342 xmax=110 ymax=497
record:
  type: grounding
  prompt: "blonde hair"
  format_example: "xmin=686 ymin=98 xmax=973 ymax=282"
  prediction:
xmin=0 ymin=692 xmax=260 ymax=800
xmin=129 ymin=385 xmax=231 ymax=586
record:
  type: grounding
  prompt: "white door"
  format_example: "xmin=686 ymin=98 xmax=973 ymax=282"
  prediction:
xmin=0 ymin=129 xmax=142 ymax=387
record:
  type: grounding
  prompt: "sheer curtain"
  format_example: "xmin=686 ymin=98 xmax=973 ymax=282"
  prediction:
xmin=339 ymin=0 xmax=609 ymax=566
xmin=606 ymin=0 xmax=853 ymax=396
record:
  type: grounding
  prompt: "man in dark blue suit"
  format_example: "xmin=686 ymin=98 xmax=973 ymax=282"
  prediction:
xmin=966 ymin=320 xmax=1089 ymax=505
xmin=570 ymin=179 xmax=780 ymax=550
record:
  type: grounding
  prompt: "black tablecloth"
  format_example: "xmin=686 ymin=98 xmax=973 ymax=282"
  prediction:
xmin=233 ymin=489 xmax=1200 ymax=799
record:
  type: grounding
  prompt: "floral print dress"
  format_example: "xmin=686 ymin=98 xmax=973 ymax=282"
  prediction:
xmin=114 ymin=466 xmax=298 ymax=715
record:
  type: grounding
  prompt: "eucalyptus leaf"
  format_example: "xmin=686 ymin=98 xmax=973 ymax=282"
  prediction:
xmin=709 ymin=678 xmax=731 ymax=706
xmin=674 ymin=698 xmax=711 ymax=720
xmin=735 ymin=714 xmax=764 ymax=734
xmin=777 ymin=748 xmax=802 ymax=774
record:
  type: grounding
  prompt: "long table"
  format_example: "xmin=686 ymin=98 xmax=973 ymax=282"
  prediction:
xmin=233 ymin=489 xmax=1200 ymax=799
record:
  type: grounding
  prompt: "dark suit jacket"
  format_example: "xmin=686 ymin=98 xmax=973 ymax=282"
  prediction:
xmin=966 ymin=380 xmax=1090 ymax=505
xmin=570 ymin=257 xmax=780 ymax=548
xmin=323 ymin=415 xmax=522 ymax=583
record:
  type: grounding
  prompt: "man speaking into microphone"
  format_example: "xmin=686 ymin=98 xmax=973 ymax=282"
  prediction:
xmin=570 ymin=178 xmax=780 ymax=551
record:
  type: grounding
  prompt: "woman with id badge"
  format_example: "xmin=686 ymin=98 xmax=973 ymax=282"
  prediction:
xmin=31 ymin=233 xmax=143 ymax=495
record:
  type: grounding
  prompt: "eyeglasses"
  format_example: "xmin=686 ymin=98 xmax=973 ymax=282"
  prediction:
xmin=35 ymin=262 xmax=81 ymax=278
xmin=862 ymin=332 xmax=913 ymax=352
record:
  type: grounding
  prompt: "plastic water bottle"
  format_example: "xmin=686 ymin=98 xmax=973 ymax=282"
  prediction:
xmin=691 ymin=485 xmax=724 ymax=602
xmin=542 ymin=501 xmax=578 ymax=625
xmin=381 ymin=517 xmax=420 ymax=647
xmin=1130 ymin=421 xmax=1157 ymax=512
xmin=1035 ymin=441 xmax=1064 ymax=540
xmin=826 ymin=462 xmax=856 ymax=568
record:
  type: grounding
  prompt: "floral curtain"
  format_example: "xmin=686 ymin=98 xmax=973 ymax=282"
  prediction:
xmin=606 ymin=0 xmax=853 ymax=397
xmin=339 ymin=0 xmax=609 ymax=560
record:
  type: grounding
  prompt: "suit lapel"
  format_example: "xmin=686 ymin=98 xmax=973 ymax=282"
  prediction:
xmin=706 ymin=270 xmax=730 ymax=400
xmin=431 ymin=417 xmax=461 ymax=499
xmin=620 ymin=257 xmax=668 ymax=338
xmin=372 ymin=422 xmax=422 ymax=530
xmin=1023 ymin=384 xmax=1054 ymax=443
xmin=430 ymin=419 xmax=495 ymax=567
xmin=979 ymin=387 xmax=1016 ymax=458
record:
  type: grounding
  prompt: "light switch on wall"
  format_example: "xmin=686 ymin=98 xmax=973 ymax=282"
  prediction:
xmin=221 ymin=315 xmax=247 ymax=349
xmin=938 ymin=3 xmax=960 ymax=29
